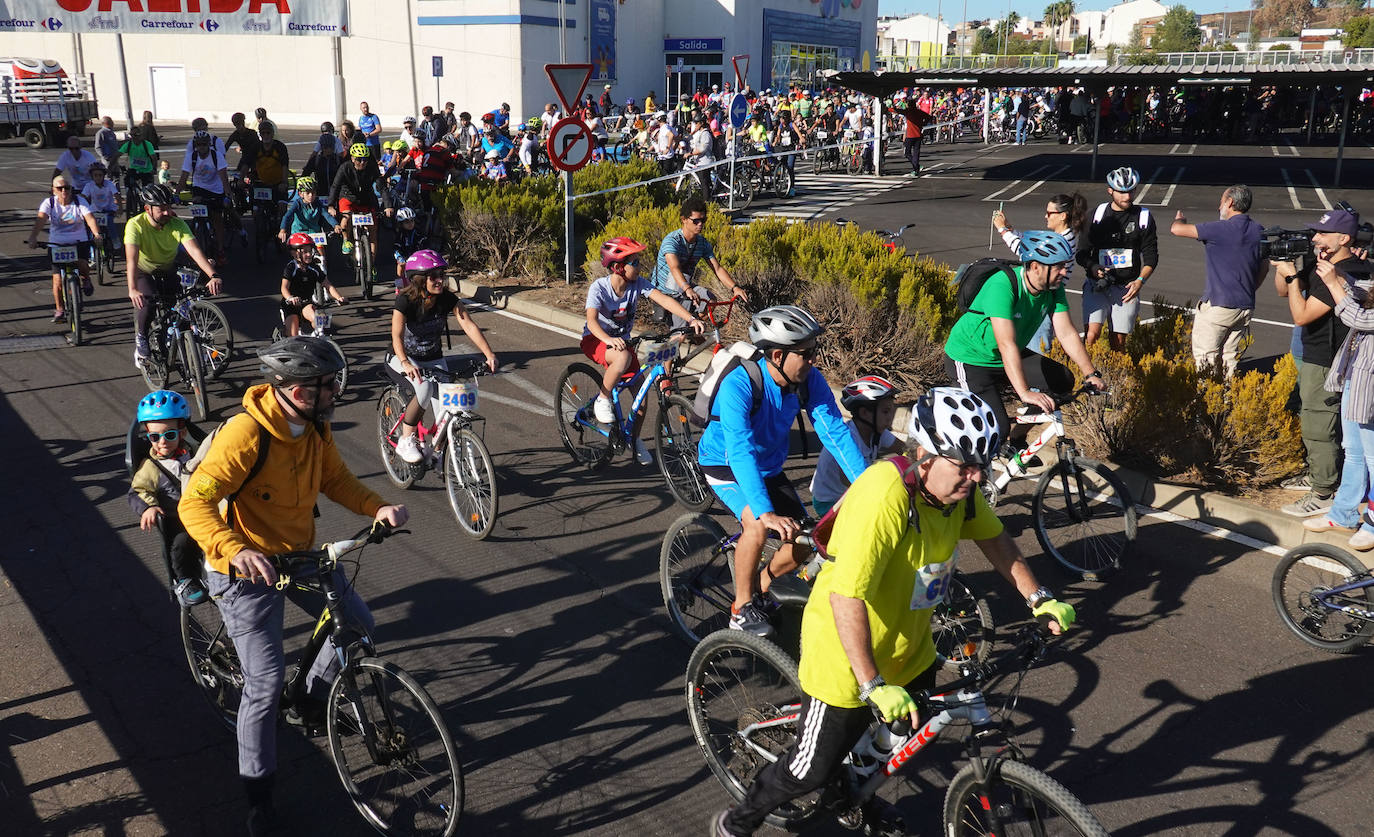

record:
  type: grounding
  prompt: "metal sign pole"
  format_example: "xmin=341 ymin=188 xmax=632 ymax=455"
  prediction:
xmin=564 ymin=170 xmax=575 ymax=284
xmin=114 ymin=33 xmax=135 ymax=132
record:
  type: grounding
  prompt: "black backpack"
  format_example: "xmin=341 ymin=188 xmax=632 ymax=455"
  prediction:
xmin=952 ymin=258 xmax=1020 ymax=314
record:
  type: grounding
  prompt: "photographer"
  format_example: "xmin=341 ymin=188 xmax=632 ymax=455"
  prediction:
xmin=1273 ymin=208 xmax=1365 ymax=519
xmin=1171 ymin=185 xmax=1266 ymax=376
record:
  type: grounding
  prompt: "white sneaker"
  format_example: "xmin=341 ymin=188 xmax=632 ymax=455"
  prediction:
xmin=633 ymin=438 xmax=653 ymax=466
xmin=395 ymin=433 xmax=423 ymax=464
xmin=593 ymin=395 xmax=615 ymax=424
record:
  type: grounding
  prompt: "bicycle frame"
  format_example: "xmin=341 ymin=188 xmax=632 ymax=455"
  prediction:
xmin=382 ymin=361 xmax=487 ymax=466
xmin=1312 ymin=576 xmax=1374 ymax=621
xmin=990 ymin=406 xmax=1067 ymax=493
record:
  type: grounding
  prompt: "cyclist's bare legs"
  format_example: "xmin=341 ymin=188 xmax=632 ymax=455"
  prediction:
xmin=733 ymin=508 xmax=803 ymax=610
xmin=600 ymin=345 xmax=633 ymax=399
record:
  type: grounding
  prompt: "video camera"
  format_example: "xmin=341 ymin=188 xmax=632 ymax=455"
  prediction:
xmin=1263 ymin=201 xmax=1374 ymax=281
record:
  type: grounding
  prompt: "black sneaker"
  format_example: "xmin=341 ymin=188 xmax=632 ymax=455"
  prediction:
xmin=728 ymin=599 xmax=775 ymax=638
xmin=284 ymin=696 xmax=327 ymax=734
xmin=751 ymin=590 xmax=782 ymax=618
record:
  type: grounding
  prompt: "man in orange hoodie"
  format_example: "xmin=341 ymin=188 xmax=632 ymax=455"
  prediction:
xmin=181 ymin=336 xmax=407 ymax=835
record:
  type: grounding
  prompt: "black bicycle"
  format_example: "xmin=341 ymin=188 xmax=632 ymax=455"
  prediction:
xmin=180 ymin=521 xmax=463 ymax=836
xmin=139 ymin=269 xmax=234 ymax=420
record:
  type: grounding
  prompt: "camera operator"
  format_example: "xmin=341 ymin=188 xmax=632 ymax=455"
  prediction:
xmin=1170 ymin=185 xmax=1266 ymax=376
xmin=1274 ymin=208 xmax=1366 ymax=519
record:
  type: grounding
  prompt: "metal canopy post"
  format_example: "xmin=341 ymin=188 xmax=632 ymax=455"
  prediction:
xmin=1090 ymin=88 xmax=1102 ymax=182
xmin=1306 ymin=87 xmax=1317 ymax=145
xmin=114 ymin=34 xmax=134 ymax=132
xmin=1334 ymin=85 xmax=1352 ymax=188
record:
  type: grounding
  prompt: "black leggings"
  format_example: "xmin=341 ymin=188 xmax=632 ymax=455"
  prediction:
xmin=134 ymin=271 xmax=178 ymax=338
xmin=944 ymin=351 xmax=1075 ymax=445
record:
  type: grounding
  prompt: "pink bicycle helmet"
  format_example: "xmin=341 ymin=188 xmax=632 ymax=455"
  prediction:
xmin=841 ymin=375 xmax=899 ymax=411
xmin=404 ymin=249 xmax=447 ymax=276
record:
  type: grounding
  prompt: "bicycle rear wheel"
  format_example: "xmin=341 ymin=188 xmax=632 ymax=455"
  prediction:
xmin=655 ymin=394 xmax=713 ymax=512
xmin=1031 ymin=456 xmax=1137 ymax=581
xmin=444 ymin=424 xmax=498 ymax=540
xmin=932 ymin=571 xmax=995 ymax=671
xmin=660 ymin=513 xmax=733 ymax=644
xmin=686 ymin=630 xmax=820 ymax=831
xmin=1272 ymin=544 xmax=1374 ymax=653
xmin=181 ymin=330 xmax=209 ymax=421
xmin=180 ymin=601 xmax=243 ymax=732
xmin=377 ymin=388 xmax=416 ymax=489
xmin=555 ymin=363 xmax=614 ymax=469
xmin=943 ymin=758 xmax=1109 ymax=837
xmin=328 ymin=657 xmax=463 ymax=837
xmin=189 ymin=299 xmax=234 ymax=380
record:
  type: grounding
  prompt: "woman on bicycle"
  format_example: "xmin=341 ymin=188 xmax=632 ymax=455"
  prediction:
xmin=280 ymin=233 xmax=346 ymax=337
xmin=25 ymin=175 xmax=103 ymax=323
xmin=583 ymin=237 xmax=703 ymax=464
xmin=387 ymin=249 xmax=498 ymax=464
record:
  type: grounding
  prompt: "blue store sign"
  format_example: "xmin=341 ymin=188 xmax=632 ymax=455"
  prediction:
xmin=591 ymin=0 xmax=617 ymax=81
xmin=664 ymin=37 xmax=724 ymax=52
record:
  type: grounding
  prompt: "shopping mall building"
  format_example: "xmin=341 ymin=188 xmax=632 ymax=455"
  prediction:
xmin=0 ymin=0 xmax=876 ymax=128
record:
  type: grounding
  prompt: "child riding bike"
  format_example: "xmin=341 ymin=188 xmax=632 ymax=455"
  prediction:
xmin=280 ymin=233 xmax=346 ymax=337
xmin=391 ymin=207 xmax=427 ymax=292
xmin=385 ymin=250 xmax=498 ymax=464
xmin=276 ymin=176 xmax=334 ymax=244
xmin=581 ymin=237 xmax=704 ymax=465
xmin=809 ymin=375 xmax=904 ymax=517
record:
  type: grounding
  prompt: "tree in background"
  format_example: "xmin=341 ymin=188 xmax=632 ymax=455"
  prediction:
xmin=1253 ymin=0 xmax=1315 ymax=38
xmin=1073 ymin=34 xmax=1091 ymax=52
xmin=1342 ymin=14 xmax=1374 ymax=46
xmin=995 ymin=11 xmax=1021 ymax=52
xmin=1318 ymin=0 xmax=1366 ymax=23
xmin=1043 ymin=0 xmax=1077 ymax=50
xmin=1153 ymin=4 xmax=1204 ymax=51
xmin=973 ymin=26 xmax=999 ymax=53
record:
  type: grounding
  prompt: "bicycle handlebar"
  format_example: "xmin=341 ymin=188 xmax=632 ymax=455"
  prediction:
xmin=269 ymin=520 xmax=407 ymax=589
xmin=922 ymin=625 xmax=1052 ymax=703
xmin=413 ymin=356 xmax=495 ymax=383
xmin=1018 ymin=384 xmax=1107 ymax=416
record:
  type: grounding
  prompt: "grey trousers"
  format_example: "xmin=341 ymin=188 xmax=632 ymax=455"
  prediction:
xmin=207 ymin=567 xmax=374 ymax=779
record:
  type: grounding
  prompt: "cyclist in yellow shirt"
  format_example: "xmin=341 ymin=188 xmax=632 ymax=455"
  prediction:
xmin=712 ymin=388 xmax=1076 ymax=837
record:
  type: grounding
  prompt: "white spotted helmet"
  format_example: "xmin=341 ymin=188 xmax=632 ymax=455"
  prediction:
xmin=1106 ymin=166 xmax=1140 ymax=192
xmin=748 ymin=305 xmax=824 ymax=350
xmin=907 ymin=387 xmax=1000 ymax=468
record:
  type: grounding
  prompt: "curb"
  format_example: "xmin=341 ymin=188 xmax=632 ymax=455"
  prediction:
xmin=457 ymin=277 xmax=1365 ymax=558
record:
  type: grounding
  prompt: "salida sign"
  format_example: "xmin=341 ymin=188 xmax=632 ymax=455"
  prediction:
xmin=0 ymin=0 xmax=347 ymax=35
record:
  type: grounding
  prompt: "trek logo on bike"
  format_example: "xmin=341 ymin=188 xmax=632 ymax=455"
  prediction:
xmin=439 ymin=381 xmax=478 ymax=413
xmin=913 ymin=559 xmax=956 ymax=610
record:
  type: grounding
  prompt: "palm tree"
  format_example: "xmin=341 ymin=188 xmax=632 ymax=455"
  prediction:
xmin=1043 ymin=0 xmax=1076 ymax=51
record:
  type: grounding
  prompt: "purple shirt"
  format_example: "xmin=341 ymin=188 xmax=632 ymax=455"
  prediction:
xmin=1194 ymin=213 xmax=1264 ymax=309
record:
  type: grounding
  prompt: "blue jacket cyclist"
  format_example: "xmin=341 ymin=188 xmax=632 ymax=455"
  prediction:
xmin=697 ymin=305 xmax=868 ymax=636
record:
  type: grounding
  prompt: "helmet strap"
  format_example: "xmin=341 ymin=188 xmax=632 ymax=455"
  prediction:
xmin=766 ymin=354 xmax=804 ymax=393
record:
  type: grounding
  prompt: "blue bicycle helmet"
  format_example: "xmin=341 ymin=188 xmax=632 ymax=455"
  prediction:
xmin=1018 ymin=230 xmax=1075 ymax=266
xmin=137 ymin=390 xmax=190 ymax=423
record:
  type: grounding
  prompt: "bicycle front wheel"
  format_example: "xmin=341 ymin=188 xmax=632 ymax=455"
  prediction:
xmin=358 ymin=229 xmax=375 ymax=300
xmin=189 ymin=299 xmax=234 ymax=380
xmin=655 ymin=394 xmax=713 ymax=512
xmin=932 ymin=571 xmax=995 ymax=671
xmin=686 ymin=630 xmax=820 ymax=831
xmin=444 ymin=424 xmax=498 ymax=540
xmin=1031 ymin=456 xmax=1137 ymax=581
xmin=181 ymin=329 xmax=209 ymax=421
xmin=141 ymin=321 xmax=171 ymax=390
xmin=65 ymin=271 xmax=84 ymax=347
xmin=1272 ymin=544 xmax=1374 ymax=653
xmin=328 ymin=657 xmax=463 ymax=837
xmin=321 ymin=335 xmax=349 ymax=398
xmin=555 ymin=363 xmax=614 ymax=469
xmin=944 ymin=758 xmax=1109 ymax=837
xmin=660 ymin=513 xmax=733 ymax=644
xmin=180 ymin=602 xmax=243 ymax=732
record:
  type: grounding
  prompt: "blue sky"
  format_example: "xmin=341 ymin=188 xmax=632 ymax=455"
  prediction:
xmin=876 ymin=0 xmax=1180 ymax=24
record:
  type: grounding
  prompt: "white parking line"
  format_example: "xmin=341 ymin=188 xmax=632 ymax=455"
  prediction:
xmin=1280 ymin=168 xmax=1303 ymax=210
xmin=982 ymin=165 xmax=1047 ymax=202
xmin=1140 ymin=167 xmax=1185 ymax=207
xmin=1271 ymin=143 xmax=1299 ymax=157
xmin=1005 ymin=164 xmax=1068 ymax=202
xmin=1303 ymin=169 xmax=1331 ymax=210
xmin=1168 ymin=143 xmax=1197 ymax=155
xmin=1133 ymin=166 xmax=1167 ymax=204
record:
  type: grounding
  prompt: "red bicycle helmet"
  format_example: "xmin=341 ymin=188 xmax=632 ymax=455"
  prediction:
xmin=287 ymin=232 xmax=314 ymax=249
xmin=599 ymin=236 xmax=647 ymax=268
xmin=841 ymin=375 xmax=899 ymax=411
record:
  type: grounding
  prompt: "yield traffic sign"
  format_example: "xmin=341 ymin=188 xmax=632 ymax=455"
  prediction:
xmin=729 ymin=94 xmax=749 ymax=130
xmin=547 ymin=117 xmax=595 ymax=172
xmin=545 ymin=63 xmax=593 ymax=115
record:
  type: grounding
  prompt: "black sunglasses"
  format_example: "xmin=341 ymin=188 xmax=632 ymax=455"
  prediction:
xmin=791 ymin=346 xmax=819 ymax=361
xmin=686 ymin=216 xmax=706 ymax=225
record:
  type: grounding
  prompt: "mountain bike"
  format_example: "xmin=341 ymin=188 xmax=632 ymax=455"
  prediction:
xmin=377 ymin=357 xmax=498 ymax=539
xmin=139 ymin=268 xmax=234 ymax=420
xmin=833 ymin=218 xmax=916 ymax=253
xmin=180 ymin=521 xmax=463 ymax=836
xmin=687 ymin=626 xmax=1109 ymax=837
xmin=271 ymin=291 xmax=349 ymax=397
xmin=251 ymin=185 xmax=283 ymax=264
xmin=46 ymin=242 xmax=87 ymax=346
xmin=91 ymin=210 xmax=118 ymax=285
xmin=660 ymin=513 xmax=994 ymax=670
xmin=1272 ymin=543 xmax=1374 ymax=653
xmin=810 ymin=129 xmax=840 ymax=174
xmin=987 ymin=388 xmax=1137 ymax=582
xmin=350 ymin=210 xmax=379 ymax=300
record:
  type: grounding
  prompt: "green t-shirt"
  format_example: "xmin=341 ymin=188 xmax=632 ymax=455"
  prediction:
xmin=944 ymin=265 xmax=1068 ymax=367
xmin=798 ymin=460 xmax=1003 ymax=707
xmin=124 ymin=212 xmax=195 ymax=274
xmin=797 ymin=98 xmax=813 ymax=118
xmin=120 ymin=139 xmax=157 ymax=173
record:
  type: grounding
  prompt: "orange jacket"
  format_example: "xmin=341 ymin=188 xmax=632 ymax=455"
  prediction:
xmin=179 ymin=384 xmax=386 ymax=575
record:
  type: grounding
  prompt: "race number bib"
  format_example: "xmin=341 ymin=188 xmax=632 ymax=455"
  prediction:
xmin=639 ymin=340 xmax=679 ymax=367
xmin=253 ymin=187 xmax=274 ymax=202
xmin=352 ymin=213 xmax=374 ymax=226
xmin=188 ymin=203 xmax=209 ymax=219
xmin=178 ymin=268 xmax=199 ymax=287
xmin=174 ymin=298 xmax=195 ymax=319
xmin=313 ymin=312 xmax=332 ymax=331
xmin=1099 ymin=248 xmax=1133 ymax=270
xmin=910 ymin=559 xmax=956 ymax=610
xmin=781 ymin=135 xmax=792 ymax=147
xmin=439 ymin=381 xmax=478 ymax=413
xmin=50 ymin=245 xmax=78 ymax=264
xmin=309 ymin=232 xmax=328 ymax=248
xmin=816 ymin=130 xmax=829 ymax=139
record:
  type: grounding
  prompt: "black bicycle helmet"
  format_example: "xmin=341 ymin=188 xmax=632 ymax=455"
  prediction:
xmin=140 ymin=183 xmax=176 ymax=207
xmin=258 ymin=336 xmax=345 ymax=385
xmin=320 ymin=120 xmax=335 ymax=134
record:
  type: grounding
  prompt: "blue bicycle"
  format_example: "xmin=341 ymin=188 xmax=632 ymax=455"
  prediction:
xmin=1273 ymin=543 xmax=1374 ymax=653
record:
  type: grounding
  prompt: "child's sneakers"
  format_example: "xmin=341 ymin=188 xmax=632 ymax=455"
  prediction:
xmin=174 ymin=577 xmax=208 ymax=607
xmin=340 ymin=239 xmax=354 ymax=255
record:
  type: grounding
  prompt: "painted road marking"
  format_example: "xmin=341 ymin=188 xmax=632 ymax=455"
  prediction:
xmin=1004 ymin=164 xmax=1069 ymax=202
xmin=1140 ymin=167 xmax=1185 ymax=207
xmin=1303 ymin=169 xmax=1332 ymax=210
xmin=982 ymin=165 xmax=1048 ymax=202
xmin=1271 ymin=143 xmax=1300 ymax=157
xmin=1168 ymin=143 xmax=1197 ymax=155
xmin=1133 ymin=166 xmax=1167 ymax=204
xmin=1280 ymin=168 xmax=1303 ymax=210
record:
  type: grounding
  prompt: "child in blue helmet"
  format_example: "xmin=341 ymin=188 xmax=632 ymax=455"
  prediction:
xmin=127 ymin=390 xmax=207 ymax=606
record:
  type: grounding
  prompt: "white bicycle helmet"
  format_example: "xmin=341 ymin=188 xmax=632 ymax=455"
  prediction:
xmin=841 ymin=375 xmax=899 ymax=411
xmin=907 ymin=387 xmax=1000 ymax=468
xmin=1106 ymin=166 xmax=1140 ymax=192
xmin=396 ymin=207 xmax=417 ymax=223
xmin=749 ymin=305 xmax=824 ymax=350
xmin=1018 ymin=230 xmax=1075 ymax=266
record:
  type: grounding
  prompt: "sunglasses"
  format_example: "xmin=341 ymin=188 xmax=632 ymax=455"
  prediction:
xmin=791 ymin=346 xmax=819 ymax=361
xmin=144 ymin=429 xmax=181 ymax=443
xmin=55 ymin=185 xmax=74 ymax=190
xmin=686 ymin=216 xmax=706 ymax=225
xmin=1045 ymin=209 xmax=1065 ymax=216
xmin=619 ymin=258 xmax=640 ymax=269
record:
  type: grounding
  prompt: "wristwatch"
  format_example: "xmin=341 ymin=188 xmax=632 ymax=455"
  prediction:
xmin=1086 ymin=370 xmax=1102 ymax=380
xmin=858 ymin=675 xmax=886 ymax=703
xmin=1025 ymin=586 xmax=1055 ymax=611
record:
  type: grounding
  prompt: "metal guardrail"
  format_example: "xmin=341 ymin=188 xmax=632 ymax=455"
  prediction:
xmin=1154 ymin=48 xmax=1374 ymax=68
xmin=876 ymin=54 xmax=1061 ymax=71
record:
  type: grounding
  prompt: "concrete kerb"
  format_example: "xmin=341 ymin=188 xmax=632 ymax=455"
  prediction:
xmin=458 ymin=275 xmax=1363 ymax=558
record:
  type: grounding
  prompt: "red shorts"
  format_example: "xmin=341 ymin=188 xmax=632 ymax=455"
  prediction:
xmin=337 ymin=197 xmax=378 ymax=214
xmin=580 ymin=333 xmax=640 ymax=372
